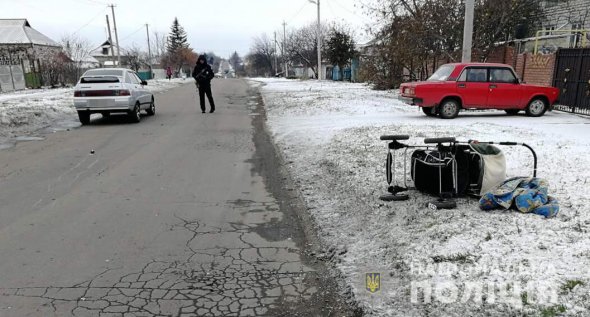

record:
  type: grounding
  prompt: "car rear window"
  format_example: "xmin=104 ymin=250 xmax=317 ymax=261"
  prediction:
xmin=83 ymin=69 xmax=124 ymax=77
xmin=427 ymin=65 xmax=455 ymax=81
xmin=80 ymin=76 xmax=120 ymax=83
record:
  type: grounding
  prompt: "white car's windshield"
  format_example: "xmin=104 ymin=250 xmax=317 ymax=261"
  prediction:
xmin=427 ymin=65 xmax=455 ymax=81
xmin=83 ymin=69 xmax=124 ymax=77
xmin=80 ymin=76 xmax=120 ymax=83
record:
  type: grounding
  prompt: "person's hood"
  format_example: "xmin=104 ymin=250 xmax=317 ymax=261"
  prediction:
xmin=197 ymin=55 xmax=208 ymax=65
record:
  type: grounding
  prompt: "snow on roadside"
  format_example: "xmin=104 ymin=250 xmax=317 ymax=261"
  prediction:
xmin=252 ymin=78 xmax=590 ymax=316
xmin=0 ymin=78 xmax=189 ymax=149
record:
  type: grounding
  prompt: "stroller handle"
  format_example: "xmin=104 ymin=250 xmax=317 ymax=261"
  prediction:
xmin=424 ymin=137 xmax=456 ymax=144
xmin=467 ymin=140 xmax=538 ymax=177
xmin=380 ymin=135 xmax=410 ymax=141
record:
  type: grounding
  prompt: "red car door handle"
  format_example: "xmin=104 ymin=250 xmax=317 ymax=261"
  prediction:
xmin=458 ymin=83 xmax=466 ymax=88
xmin=489 ymin=84 xmax=497 ymax=89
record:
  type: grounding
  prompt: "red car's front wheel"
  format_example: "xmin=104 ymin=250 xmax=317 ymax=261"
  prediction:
xmin=526 ymin=98 xmax=548 ymax=117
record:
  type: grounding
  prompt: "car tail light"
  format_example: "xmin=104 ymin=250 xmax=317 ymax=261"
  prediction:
xmin=115 ymin=90 xmax=130 ymax=96
xmin=74 ymin=90 xmax=82 ymax=97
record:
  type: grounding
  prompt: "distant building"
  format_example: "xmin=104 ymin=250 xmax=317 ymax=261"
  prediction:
xmin=0 ymin=18 xmax=61 ymax=91
xmin=541 ymin=0 xmax=590 ymax=32
xmin=90 ymin=40 xmax=131 ymax=68
xmin=77 ymin=56 xmax=100 ymax=69
xmin=532 ymin=0 xmax=590 ymax=53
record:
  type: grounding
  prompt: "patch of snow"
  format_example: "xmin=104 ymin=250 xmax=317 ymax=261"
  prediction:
xmin=0 ymin=78 xmax=188 ymax=149
xmin=252 ymin=78 xmax=590 ymax=316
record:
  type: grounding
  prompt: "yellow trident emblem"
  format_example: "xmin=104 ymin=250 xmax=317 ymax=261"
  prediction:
xmin=366 ymin=273 xmax=381 ymax=293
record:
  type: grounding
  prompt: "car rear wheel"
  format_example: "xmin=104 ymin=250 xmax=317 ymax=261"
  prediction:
xmin=505 ymin=109 xmax=520 ymax=115
xmin=438 ymin=99 xmax=460 ymax=119
xmin=128 ymin=103 xmax=141 ymax=123
xmin=146 ymin=98 xmax=155 ymax=116
xmin=525 ymin=98 xmax=548 ymax=117
xmin=77 ymin=111 xmax=90 ymax=125
xmin=422 ymin=107 xmax=437 ymax=117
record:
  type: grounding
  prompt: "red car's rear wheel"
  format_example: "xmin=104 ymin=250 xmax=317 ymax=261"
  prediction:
xmin=439 ymin=99 xmax=460 ymax=119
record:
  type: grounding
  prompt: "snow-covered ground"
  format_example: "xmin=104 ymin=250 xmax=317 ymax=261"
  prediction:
xmin=0 ymin=78 xmax=189 ymax=150
xmin=252 ymin=78 xmax=590 ymax=316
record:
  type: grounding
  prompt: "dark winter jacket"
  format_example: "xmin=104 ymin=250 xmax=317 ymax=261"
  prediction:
xmin=192 ymin=55 xmax=214 ymax=87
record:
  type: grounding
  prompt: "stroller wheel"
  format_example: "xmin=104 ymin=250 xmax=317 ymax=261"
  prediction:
xmin=380 ymin=193 xmax=409 ymax=201
xmin=427 ymin=200 xmax=457 ymax=210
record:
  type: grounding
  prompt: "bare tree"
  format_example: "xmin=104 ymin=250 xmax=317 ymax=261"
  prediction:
xmin=473 ymin=0 xmax=543 ymax=59
xmin=60 ymin=34 xmax=93 ymax=83
xmin=360 ymin=0 xmax=544 ymax=89
xmin=246 ymin=34 xmax=275 ymax=76
xmin=285 ymin=23 xmax=329 ymax=78
xmin=150 ymin=31 xmax=167 ymax=61
xmin=125 ymin=44 xmax=149 ymax=71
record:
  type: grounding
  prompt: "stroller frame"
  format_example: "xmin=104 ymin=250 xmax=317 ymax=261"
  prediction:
xmin=379 ymin=135 xmax=538 ymax=210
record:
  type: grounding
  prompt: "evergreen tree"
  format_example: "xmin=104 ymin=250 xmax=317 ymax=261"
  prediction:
xmin=166 ymin=17 xmax=188 ymax=54
xmin=325 ymin=26 xmax=356 ymax=81
xmin=229 ymin=51 xmax=242 ymax=70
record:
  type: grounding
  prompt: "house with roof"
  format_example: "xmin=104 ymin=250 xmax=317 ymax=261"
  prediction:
xmin=541 ymin=0 xmax=590 ymax=32
xmin=527 ymin=0 xmax=590 ymax=53
xmin=90 ymin=39 xmax=132 ymax=68
xmin=0 ymin=19 xmax=62 ymax=91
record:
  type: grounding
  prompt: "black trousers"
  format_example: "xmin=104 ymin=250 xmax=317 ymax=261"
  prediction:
xmin=198 ymin=85 xmax=215 ymax=112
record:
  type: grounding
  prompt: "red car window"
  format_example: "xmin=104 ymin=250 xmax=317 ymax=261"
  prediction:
xmin=459 ymin=68 xmax=487 ymax=82
xmin=490 ymin=68 xmax=517 ymax=83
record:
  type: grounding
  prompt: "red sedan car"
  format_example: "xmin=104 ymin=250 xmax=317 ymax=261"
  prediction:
xmin=399 ymin=63 xmax=560 ymax=119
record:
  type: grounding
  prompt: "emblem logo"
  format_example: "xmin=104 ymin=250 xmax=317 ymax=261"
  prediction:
xmin=366 ymin=273 xmax=381 ymax=293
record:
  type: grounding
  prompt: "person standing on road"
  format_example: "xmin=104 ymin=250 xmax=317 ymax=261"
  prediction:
xmin=192 ymin=55 xmax=216 ymax=113
xmin=166 ymin=66 xmax=173 ymax=80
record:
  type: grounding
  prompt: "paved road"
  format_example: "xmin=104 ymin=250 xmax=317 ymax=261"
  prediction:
xmin=0 ymin=80 xmax=352 ymax=316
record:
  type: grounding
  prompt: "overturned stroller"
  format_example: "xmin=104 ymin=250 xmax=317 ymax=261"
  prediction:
xmin=379 ymin=135 xmax=537 ymax=210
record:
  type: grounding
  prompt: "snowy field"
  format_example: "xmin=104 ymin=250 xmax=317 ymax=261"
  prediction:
xmin=0 ymin=78 xmax=189 ymax=150
xmin=252 ymin=78 xmax=590 ymax=316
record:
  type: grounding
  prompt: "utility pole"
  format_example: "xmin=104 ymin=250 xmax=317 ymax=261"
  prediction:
xmin=461 ymin=0 xmax=475 ymax=63
xmin=282 ymin=20 xmax=288 ymax=77
xmin=274 ymin=31 xmax=278 ymax=76
xmin=105 ymin=15 xmax=116 ymax=67
xmin=109 ymin=4 xmax=121 ymax=66
xmin=146 ymin=24 xmax=152 ymax=76
xmin=308 ymin=0 xmax=321 ymax=80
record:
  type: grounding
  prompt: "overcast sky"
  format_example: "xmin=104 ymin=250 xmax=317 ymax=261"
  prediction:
xmin=3 ymin=0 xmax=377 ymax=58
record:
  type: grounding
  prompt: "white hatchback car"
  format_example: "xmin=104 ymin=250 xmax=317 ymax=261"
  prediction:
xmin=73 ymin=68 xmax=155 ymax=124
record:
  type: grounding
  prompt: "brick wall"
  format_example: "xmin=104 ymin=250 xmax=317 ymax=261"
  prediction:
xmin=520 ymin=53 xmax=556 ymax=86
xmin=515 ymin=54 xmax=526 ymax=79
xmin=486 ymin=46 xmax=510 ymax=64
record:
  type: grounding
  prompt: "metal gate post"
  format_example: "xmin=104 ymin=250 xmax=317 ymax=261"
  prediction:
xmin=573 ymin=48 xmax=585 ymax=111
xmin=8 ymin=50 xmax=15 ymax=90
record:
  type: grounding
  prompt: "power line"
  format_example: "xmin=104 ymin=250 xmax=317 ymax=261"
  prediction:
xmin=71 ymin=7 xmax=107 ymax=35
xmin=287 ymin=2 xmax=310 ymax=24
xmin=119 ymin=25 xmax=145 ymax=42
xmin=328 ymin=0 xmax=374 ymax=23
xmin=81 ymin=0 xmax=109 ymax=5
xmin=326 ymin=0 xmax=338 ymax=20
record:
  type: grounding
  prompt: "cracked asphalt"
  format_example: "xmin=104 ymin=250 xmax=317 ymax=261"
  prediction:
xmin=0 ymin=79 xmax=355 ymax=316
